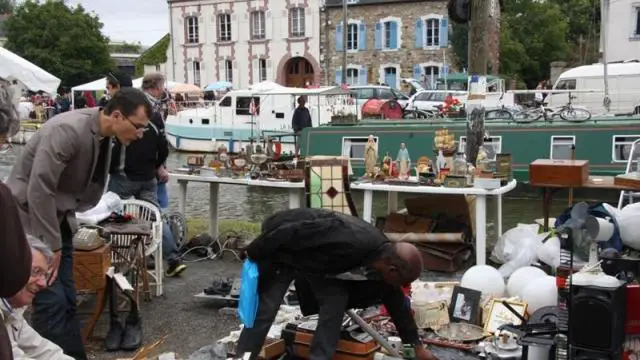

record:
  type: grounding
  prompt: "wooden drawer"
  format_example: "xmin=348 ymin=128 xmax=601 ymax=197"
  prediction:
xmin=73 ymin=245 xmax=111 ymax=291
xmin=529 ymin=159 xmax=589 ymax=187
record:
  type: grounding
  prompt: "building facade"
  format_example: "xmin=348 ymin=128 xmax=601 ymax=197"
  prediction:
xmin=603 ymin=0 xmax=640 ymax=63
xmin=320 ymin=0 xmax=455 ymax=89
xmin=166 ymin=0 xmax=322 ymax=89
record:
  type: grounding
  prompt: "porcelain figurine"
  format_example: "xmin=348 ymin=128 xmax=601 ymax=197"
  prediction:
xmin=382 ymin=151 xmax=393 ymax=176
xmin=364 ymin=135 xmax=378 ymax=177
xmin=396 ymin=143 xmax=411 ymax=180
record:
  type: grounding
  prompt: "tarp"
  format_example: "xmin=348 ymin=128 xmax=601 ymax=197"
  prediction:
xmin=0 ymin=47 xmax=61 ymax=94
xmin=132 ymin=77 xmax=183 ymax=91
xmin=73 ymin=77 xmax=184 ymax=93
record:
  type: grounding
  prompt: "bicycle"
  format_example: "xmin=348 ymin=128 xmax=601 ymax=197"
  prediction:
xmin=525 ymin=95 xmax=592 ymax=122
xmin=485 ymin=93 xmax=527 ymax=121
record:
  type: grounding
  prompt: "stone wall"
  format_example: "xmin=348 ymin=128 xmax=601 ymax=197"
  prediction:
xmin=320 ymin=1 xmax=456 ymax=87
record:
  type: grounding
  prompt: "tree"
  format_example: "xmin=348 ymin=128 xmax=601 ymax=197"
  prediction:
xmin=4 ymin=0 xmax=114 ymax=88
xmin=110 ymin=42 xmax=142 ymax=54
xmin=0 ymin=0 xmax=15 ymax=14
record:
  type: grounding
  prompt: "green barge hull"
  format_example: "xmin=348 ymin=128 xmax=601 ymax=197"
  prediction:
xmin=299 ymin=116 xmax=640 ymax=182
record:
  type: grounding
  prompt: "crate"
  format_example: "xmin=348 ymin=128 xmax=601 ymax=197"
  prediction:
xmin=73 ymin=244 xmax=111 ymax=291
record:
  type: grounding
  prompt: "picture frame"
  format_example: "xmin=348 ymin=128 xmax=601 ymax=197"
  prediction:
xmin=448 ymin=285 xmax=481 ymax=324
xmin=484 ymin=299 xmax=528 ymax=334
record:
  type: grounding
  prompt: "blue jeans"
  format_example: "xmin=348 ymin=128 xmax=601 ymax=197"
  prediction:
xmin=108 ymin=173 xmax=158 ymax=205
xmin=162 ymin=221 xmax=180 ymax=264
xmin=31 ymin=221 xmax=87 ymax=360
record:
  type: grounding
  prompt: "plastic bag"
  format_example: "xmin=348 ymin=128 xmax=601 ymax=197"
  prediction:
xmin=238 ymin=259 xmax=260 ymax=328
xmin=491 ymin=224 xmax=539 ymax=264
xmin=75 ymin=192 xmax=123 ymax=225
xmin=618 ymin=202 xmax=640 ymax=250
xmin=498 ymin=233 xmax=546 ymax=278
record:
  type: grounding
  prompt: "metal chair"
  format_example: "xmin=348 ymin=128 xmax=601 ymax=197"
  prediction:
xmin=617 ymin=138 xmax=640 ymax=209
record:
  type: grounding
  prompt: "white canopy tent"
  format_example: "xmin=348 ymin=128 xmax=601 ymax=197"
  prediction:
xmin=72 ymin=77 xmax=184 ymax=93
xmin=0 ymin=47 xmax=61 ymax=95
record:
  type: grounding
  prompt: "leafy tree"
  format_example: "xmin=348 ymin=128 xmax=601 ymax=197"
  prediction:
xmin=110 ymin=42 xmax=142 ymax=54
xmin=0 ymin=0 xmax=15 ymax=14
xmin=451 ymin=23 xmax=468 ymax=70
xmin=4 ymin=0 xmax=114 ymax=88
xmin=135 ymin=34 xmax=169 ymax=77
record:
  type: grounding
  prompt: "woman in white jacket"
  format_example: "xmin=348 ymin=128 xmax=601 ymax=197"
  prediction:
xmin=0 ymin=235 xmax=73 ymax=360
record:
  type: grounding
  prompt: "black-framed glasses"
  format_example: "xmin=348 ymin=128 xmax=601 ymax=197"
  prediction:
xmin=124 ymin=115 xmax=146 ymax=130
xmin=31 ymin=267 xmax=50 ymax=280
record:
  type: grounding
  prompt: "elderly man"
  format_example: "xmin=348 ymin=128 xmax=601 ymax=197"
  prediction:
xmin=237 ymin=208 xmax=438 ymax=360
xmin=107 ymin=72 xmax=185 ymax=278
xmin=6 ymin=88 xmax=152 ymax=359
xmin=0 ymin=78 xmax=32 ymax=360
xmin=1 ymin=235 xmax=73 ymax=360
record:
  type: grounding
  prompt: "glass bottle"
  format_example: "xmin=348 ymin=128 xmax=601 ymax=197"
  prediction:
xmin=453 ymin=152 xmax=466 ymax=176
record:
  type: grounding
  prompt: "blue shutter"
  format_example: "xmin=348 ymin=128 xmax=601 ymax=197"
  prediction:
xmin=335 ymin=69 xmax=342 ymax=85
xmin=439 ymin=17 xmax=449 ymax=48
xmin=358 ymin=23 xmax=367 ymax=50
xmin=389 ymin=21 xmax=398 ymax=49
xmin=336 ymin=22 xmax=343 ymax=51
xmin=415 ymin=19 xmax=423 ymax=48
xmin=374 ymin=22 xmax=382 ymax=50
xmin=359 ymin=66 xmax=368 ymax=85
xmin=413 ymin=65 xmax=422 ymax=80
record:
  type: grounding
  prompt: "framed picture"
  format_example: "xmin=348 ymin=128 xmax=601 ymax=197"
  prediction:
xmin=484 ymin=299 xmax=528 ymax=334
xmin=448 ymin=285 xmax=481 ymax=324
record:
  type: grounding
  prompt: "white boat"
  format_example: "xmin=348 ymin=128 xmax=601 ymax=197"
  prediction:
xmin=165 ymin=82 xmax=353 ymax=153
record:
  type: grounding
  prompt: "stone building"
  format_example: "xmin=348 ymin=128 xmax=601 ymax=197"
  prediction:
xmin=166 ymin=0 xmax=323 ymax=89
xmin=320 ymin=0 xmax=455 ymax=89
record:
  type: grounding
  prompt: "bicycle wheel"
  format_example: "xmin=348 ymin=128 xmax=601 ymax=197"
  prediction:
xmin=485 ymin=109 xmax=514 ymax=120
xmin=166 ymin=211 xmax=188 ymax=247
xmin=560 ymin=108 xmax=591 ymax=122
xmin=513 ymin=109 xmax=542 ymax=123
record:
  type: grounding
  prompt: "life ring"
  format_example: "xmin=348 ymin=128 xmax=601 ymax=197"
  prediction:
xmin=273 ymin=142 xmax=282 ymax=160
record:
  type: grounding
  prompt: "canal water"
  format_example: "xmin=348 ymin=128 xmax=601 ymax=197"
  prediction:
xmin=0 ymin=146 xmax=586 ymax=245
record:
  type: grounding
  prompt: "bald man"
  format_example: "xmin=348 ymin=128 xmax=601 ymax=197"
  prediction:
xmin=237 ymin=208 xmax=438 ymax=360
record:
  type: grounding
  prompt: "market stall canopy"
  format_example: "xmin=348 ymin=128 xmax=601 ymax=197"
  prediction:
xmin=132 ymin=77 xmax=183 ymax=91
xmin=71 ymin=77 xmax=107 ymax=92
xmin=248 ymin=81 xmax=283 ymax=92
xmin=203 ymin=81 xmax=233 ymax=91
xmin=256 ymin=86 xmax=350 ymax=96
xmin=0 ymin=47 xmax=61 ymax=94
xmin=171 ymin=83 xmax=203 ymax=94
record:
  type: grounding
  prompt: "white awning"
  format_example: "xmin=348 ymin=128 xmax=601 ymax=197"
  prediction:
xmin=0 ymin=47 xmax=61 ymax=94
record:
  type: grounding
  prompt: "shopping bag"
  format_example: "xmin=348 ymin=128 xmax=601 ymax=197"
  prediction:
xmin=238 ymin=259 xmax=260 ymax=328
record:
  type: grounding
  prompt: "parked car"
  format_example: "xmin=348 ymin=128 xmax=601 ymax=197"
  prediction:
xmin=407 ymin=90 xmax=467 ymax=112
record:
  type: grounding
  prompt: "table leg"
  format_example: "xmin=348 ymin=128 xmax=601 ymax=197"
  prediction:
xmin=543 ymin=187 xmax=552 ymax=232
xmin=177 ymin=180 xmax=188 ymax=215
xmin=81 ymin=285 xmax=108 ymax=343
xmin=209 ymin=183 xmax=220 ymax=237
xmin=362 ymin=190 xmax=374 ymax=223
xmin=475 ymin=195 xmax=487 ymax=265
xmin=496 ymin=194 xmax=503 ymax=238
xmin=288 ymin=188 xmax=303 ymax=209
xmin=387 ymin=192 xmax=399 ymax=214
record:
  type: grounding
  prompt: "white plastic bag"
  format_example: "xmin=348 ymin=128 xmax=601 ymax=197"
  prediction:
xmin=75 ymin=192 xmax=123 ymax=225
xmin=491 ymin=224 xmax=540 ymax=264
xmin=619 ymin=202 xmax=640 ymax=250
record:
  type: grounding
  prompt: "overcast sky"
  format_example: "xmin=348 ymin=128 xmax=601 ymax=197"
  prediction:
xmin=66 ymin=0 xmax=169 ymax=45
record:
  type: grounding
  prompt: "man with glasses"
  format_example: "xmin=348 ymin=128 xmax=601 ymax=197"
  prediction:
xmin=98 ymin=72 xmax=133 ymax=107
xmin=107 ymin=72 xmax=186 ymax=277
xmin=1 ymin=235 xmax=73 ymax=360
xmin=6 ymin=88 xmax=152 ymax=359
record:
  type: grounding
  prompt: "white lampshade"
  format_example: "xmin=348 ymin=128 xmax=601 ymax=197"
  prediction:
xmin=521 ymin=276 xmax=558 ymax=315
xmin=507 ymin=266 xmax=547 ymax=298
xmin=460 ymin=265 xmax=506 ymax=297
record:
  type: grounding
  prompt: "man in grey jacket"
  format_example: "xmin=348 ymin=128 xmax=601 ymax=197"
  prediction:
xmin=6 ymin=88 xmax=152 ymax=359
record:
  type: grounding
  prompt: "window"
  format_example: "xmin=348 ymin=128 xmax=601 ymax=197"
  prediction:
xmin=424 ymin=18 xmax=440 ymax=47
xmin=550 ymin=136 xmax=576 ymax=160
xmin=290 ymin=7 xmax=305 ymax=37
xmin=554 ymin=79 xmax=576 ymax=90
xmin=347 ymin=23 xmax=359 ymax=50
xmin=258 ymin=59 xmax=267 ymax=82
xmin=155 ymin=64 xmax=161 ymax=71
xmin=346 ymin=68 xmax=359 ymax=86
xmin=225 ymin=60 xmax=233 ymax=83
xmin=355 ymin=88 xmax=375 ymax=99
xmin=391 ymin=89 xmax=408 ymax=100
xmin=236 ymin=97 xmax=261 ymax=116
xmin=201 ymin=119 xmax=210 ymax=125
xmin=219 ymin=96 xmax=232 ymax=107
xmin=218 ymin=13 xmax=232 ymax=42
xmin=186 ymin=16 xmax=199 ymax=44
xmin=415 ymin=92 xmax=431 ymax=101
xmin=459 ymin=136 xmax=502 ymax=161
xmin=423 ymin=65 xmax=440 ymax=88
xmin=192 ymin=61 xmax=201 ymax=86
xmin=251 ymin=11 xmax=266 ymax=40
xmin=383 ymin=21 xmax=392 ymax=49
xmin=342 ymin=136 xmax=378 ymax=161
xmin=612 ymin=135 xmax=640 ymax=162
xmin=635 ymin=7 xmax=640 ymax=36
xmin=378 ymin=88 xmax=395 ymax=100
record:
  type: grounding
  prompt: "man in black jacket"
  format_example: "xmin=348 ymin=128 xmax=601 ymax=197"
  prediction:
xmin=291 ymin=95 xmax=312 ymax=156
xmin=236 ymin=208 xmax=438 ymax=360
xmin=107 ymin=73 xmax=185 ymax=276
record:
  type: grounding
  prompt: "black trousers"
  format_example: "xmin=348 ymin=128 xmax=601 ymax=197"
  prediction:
xmin=30 ymin=221 xmax=87 ymax=360
xmin=236 ymin=268 xmax=349 ymax=360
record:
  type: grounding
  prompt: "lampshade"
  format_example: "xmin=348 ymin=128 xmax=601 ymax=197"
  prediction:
xmin=460 ymin=265 xmax=506 ymax=297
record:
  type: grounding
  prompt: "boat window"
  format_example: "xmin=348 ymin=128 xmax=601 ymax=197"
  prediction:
xmin=550 ymin=136 xmax=575 ymax=160
xmin=342 ymin=136 xmax=378 ymax=161
xmin=459 ymin=136 xmax=502 ymax=161
xmin=201 ymin=118 xmax=210 ymax=125
xmin=612 ymin=135 xmax=640 ymax=163
xmin=554 ymin=79 xmax=576 ymax=90
xmin=219 ymin=96 xmax=232 ymax=107
xmin=235 ymin=96 xmax=261 ymax=116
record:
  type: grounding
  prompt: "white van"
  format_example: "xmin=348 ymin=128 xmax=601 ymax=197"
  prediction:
xmin=547 ymin=62 xmax=640 ymax=115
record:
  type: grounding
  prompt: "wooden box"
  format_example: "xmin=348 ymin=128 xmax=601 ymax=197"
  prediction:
xmin=73 ymin=245 xmax=111 ymax=291
xmin=529 ymin=159 xmax=589 ymax=187
xmin=282 ymin=322 xmax=379 ymax=360
xmin=615 ymin=173 xmax=640 ymax=190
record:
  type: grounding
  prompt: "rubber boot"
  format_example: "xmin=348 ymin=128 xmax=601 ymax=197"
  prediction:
xmin=104 ymin=278 xmax=124 ymax=351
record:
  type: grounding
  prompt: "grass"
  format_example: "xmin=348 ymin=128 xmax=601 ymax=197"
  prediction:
xmin=185 ymin=217 xmax=261 ymax=239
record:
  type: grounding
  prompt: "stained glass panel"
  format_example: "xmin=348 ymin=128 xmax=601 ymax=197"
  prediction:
xmin=304 ymin=157 xmax=357 ymax=216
